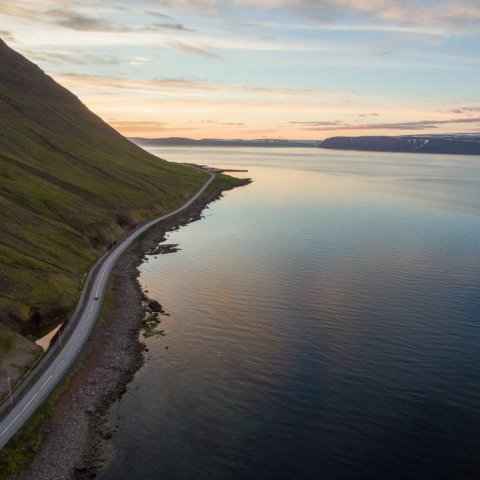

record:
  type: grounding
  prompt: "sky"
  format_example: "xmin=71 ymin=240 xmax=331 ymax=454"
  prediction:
xmin=1 ymin=0 xmax=480 ymax=140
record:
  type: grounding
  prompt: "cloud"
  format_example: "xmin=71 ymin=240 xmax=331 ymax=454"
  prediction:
xmin=248 ymin=0 xmax=480 ymax=26
xmin=451 ymin=106 xmax=480 ymax=114
xmin=148 ymin=22 xmax=195 ymax=31
xmin=23 ymin=49 xmax=120 ymax=65
xmin=108 ymin=119 xmax=201 ymax=134
xmin=127 ymin=56 xmax=150 ymax=66
xmin=145 ymin=10 xmax=173 ymax=19
xmin=0 ymin=1 xmax=37 ymax=19
xmin=147 ymin=0 xmax=220 ymax=13
xmin=0 ymin=2 xmax=192 ymax=34
xmin=289 ymin=121 xmax=343 ymax=126
xmin=57 ymin=73 xmax=219 ymax=91
xmin=54 ymin=73 xmax=338 ymax=99
xmin=199 ymin=120 xmax=245 ymax=126
xmin=3 ymin=0 xmax=480 ymax=35
xmin=168 ymin=41 xmax=223 ymax=59
xmin=47 ymin=8 xmax=129 ymax=32
xmin=109 ymin=120 xmax=167 ymax=128
xmin=370 ymin=45 xmax=396 ymax=56
xmin=296 ymin=116 xmax=480 ymax=132
xmin=0 ymin=29 xmax=15 ymax=42
xmin=153 ymin=0 xmax=480 ymax=30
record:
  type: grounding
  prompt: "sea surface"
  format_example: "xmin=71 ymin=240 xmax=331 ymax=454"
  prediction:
xmin=100 ymin=147 xmax=480 ymax=480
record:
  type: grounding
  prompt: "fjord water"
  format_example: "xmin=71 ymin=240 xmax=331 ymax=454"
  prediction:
xmin=102 ymin=147 xmax=480 ymax=480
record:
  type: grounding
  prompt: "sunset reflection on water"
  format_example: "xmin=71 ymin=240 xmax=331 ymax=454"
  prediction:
xmin=102 ymin=147 xmax=480 ymax=480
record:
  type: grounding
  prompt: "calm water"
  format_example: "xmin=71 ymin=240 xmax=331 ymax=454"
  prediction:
xmin=101 ymin=147 xmax=480 ymax=480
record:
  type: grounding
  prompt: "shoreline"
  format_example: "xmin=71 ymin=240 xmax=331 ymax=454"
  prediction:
xmin=17 ymin=180 xmax=249 ymax=480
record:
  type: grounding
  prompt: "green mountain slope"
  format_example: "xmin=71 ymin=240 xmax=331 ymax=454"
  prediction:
xmin=0 ymin=39 xmax=206 ymax=334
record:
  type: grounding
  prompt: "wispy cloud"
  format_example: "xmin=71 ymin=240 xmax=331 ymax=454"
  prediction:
xmin=145 ymin=10 xmax=173 ymax=20
xmin=451 ymin=106 xmax=480 ymax=114
xmin=289 ymin=121 xmax=343 ymax=126
xmin=3 ymin=0 xmax=480 ymax=36
xmin=109 ymin=120 xmax=167 ymax=128
xmin=370 ymin=45 xmax=396 ymax=56
xmin=199 ymin=120 xmax=245 ymax=126
xmin=149 ymin=22 xmax=195 ymax=31
xmin=0 ymin=1 xmax=37 ymax=19
xmin=294 ymin=117 xmax=480 ymax=132
xmin=55 ymin=73 xmax=340 ymax=99
xmin=57 ymin=73 xmax=219 ymax=91
xmin=0 ymin=29 xmax=15 ymax=42
xmin=127 ymin=56 xmax=150 ymax=66
xmin=108 ymin=119 xmax=201 ymax=135
xmin=24 ymin=49 xmax=120 ymax=65
xmin=168 ymin=41 xmax=223 ymax=59
xmin=153 ymin=0 xmax=480 ymax=31
xmin=248 ymin=0 xmax=480 ymax=26
xmin=46 ymin=8 xmax=127 ymax=32
xmin=149 ymin=0 xmax=220 ymax=13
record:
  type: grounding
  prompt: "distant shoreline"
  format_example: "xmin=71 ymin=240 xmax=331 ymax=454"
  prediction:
xmin=319 ymin=134 xmax=480 ymax=156
xmin=130 ymin=137 xmax=319 ymax=148
xmin=129 ymin=135 xmax=480 ymax=156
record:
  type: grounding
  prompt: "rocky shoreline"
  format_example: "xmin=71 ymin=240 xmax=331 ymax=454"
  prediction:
xmin=17 ymin=183 xmax=248 ymax=480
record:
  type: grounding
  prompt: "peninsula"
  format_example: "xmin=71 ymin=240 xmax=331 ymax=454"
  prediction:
xmin=319 ymin=134 xmax=480 ymax=156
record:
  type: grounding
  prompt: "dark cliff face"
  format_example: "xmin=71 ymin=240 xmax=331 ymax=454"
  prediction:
xmin=319 ymin=135 xmax=480 ymax=156
xmin=320 ymin=136 xmax=412 ymax=153
xmin=0 ymin=39 xmax=204 ymax=334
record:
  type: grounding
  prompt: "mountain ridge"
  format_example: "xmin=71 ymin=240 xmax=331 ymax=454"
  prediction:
xmin=319 ymin=134 xmax=480 ymax=155
xmin=131 ymin=137 xmax=319 ymax=147
xmin=0 ymin=39 xmax=208 ymax=336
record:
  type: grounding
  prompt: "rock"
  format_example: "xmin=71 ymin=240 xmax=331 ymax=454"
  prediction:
xmin=147 ymin=299 xmax=162 ymax=312
xmin=99 ymin=423 xmax=113 ymax=440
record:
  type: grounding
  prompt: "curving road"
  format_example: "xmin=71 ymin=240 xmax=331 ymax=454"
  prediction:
xmin=0 ymin=170 xmax=214 ymax=449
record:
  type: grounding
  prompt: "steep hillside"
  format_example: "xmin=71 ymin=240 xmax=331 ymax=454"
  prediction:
xmin=0 ymin=39 xmax=207 ymax=335
xmin=319 ymin=135 xmax=480 ymax=155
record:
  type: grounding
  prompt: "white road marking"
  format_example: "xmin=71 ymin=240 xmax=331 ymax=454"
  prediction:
xmin=0 ymin=414 xmax=21 ymax=436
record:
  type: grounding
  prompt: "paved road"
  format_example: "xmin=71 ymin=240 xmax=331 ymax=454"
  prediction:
xmin=0 ymin=171 xmax=214 ymax=449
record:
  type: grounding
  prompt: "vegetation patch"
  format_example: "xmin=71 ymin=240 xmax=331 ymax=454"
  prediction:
xmin=0 ymin=277 xmax=119 ymax=479
xmin=0 ymin=326 xmax=42 ymax=402
xmin=0 ymin=378 xmax=70 ymax=480
xmin=0 ymin=40 xmax=206 ymax=340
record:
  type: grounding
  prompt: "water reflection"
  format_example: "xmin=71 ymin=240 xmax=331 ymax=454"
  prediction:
xmin=101 ymin=148 xmax=480 ymax=480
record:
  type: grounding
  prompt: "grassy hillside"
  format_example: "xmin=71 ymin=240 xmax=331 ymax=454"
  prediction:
xmin=0 ymin=39 xmax=209 ymax=335
xmin=0 ymin=325 xmax=42 ymax=401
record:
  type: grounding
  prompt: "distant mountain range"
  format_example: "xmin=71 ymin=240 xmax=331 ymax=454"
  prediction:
xmin=319 ymin=135 xmax=480 ymax=155
xmin=130 ymin=137 xmax=319 ymax=148
xmin=132 ymin=135 xmax=480 ymax=155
